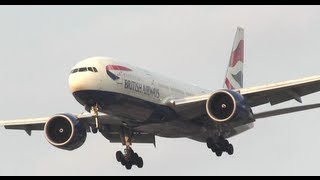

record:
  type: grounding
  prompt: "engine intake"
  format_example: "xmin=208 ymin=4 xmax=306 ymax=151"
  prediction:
xmin=206 ymin=91 xmax=236 ymax=122
xmin=44 ymin=114 xmax=87 ymax=151
xmin=206 ymin=90 xmax=254 ymax=123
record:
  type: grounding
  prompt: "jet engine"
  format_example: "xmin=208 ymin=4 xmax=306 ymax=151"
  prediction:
xmin=206 ymin=90 xmax=254 ymax=123
xmin=44 ymin=113 xmax=87 ymax=151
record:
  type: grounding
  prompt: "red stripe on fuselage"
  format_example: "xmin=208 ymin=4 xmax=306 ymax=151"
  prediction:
xmin=230 ymin=40 xmax=244 ymax=67
xmin=106 ymin=65 xmax=132 ymax=71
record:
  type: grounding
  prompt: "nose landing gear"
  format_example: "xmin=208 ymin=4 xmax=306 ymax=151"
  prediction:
xmin=90 ymin=104 xmax=100 ymax=134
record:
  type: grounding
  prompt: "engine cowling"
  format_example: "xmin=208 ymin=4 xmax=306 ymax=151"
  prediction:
xmin=44 ymin=113 xmax=87 ymax=151
xmin=206 ymin=89 xmax=253 ymax=123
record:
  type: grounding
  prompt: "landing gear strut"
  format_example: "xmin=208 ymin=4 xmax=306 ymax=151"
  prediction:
xmin=116 ymin=146 xmax=144 ymax=170
xmin=90 ymin=104 xmax=99 ymax=134
xmin=207 ymin=136 xmax=234 ymax=157
xmin=116 ymin=127 xmax=144 ymax=169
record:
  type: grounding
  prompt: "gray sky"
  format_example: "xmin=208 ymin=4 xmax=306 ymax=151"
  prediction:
xmin=0 ymin=5 xmax=320 ymax=175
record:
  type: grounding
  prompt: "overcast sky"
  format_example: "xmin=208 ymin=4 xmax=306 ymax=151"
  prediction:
xmin=1 ymin=5 xmax=320 ymax=176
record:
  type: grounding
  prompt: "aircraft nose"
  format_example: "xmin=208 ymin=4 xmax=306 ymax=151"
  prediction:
xmin=68 ymin=70 xmax=101 ymax=93
xmin=69 ymin=74 xmax=85 ymax=93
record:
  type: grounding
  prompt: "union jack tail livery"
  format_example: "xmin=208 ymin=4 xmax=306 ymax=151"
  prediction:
xmin=224 ymin=27 xmax=244 ymax=90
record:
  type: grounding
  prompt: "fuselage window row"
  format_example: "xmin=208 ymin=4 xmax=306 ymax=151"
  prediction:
xmin=70 ymin=67 xmax=98 ymax=74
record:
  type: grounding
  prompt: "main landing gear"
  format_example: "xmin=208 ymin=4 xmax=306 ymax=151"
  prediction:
xmin=115 ymin=127 xmax=144 ymax=170
xmin=87 ymin=103 xmax=144 ymax=170
xmin=116 ymin=146 xmax=144 ymax=170
xmin=206 ymin=136 xmax=234 ymax=157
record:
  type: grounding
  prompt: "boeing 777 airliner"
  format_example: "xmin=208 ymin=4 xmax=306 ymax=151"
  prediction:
xmin=2 ymin=27 xmax=320 ymax=170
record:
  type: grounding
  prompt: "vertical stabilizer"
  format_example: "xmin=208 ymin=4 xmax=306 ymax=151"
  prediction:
xmin=224 ymin=27 xmax=244 ymax=89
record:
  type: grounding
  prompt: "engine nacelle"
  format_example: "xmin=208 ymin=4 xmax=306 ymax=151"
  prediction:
xmin=206 ymin=89 xmax=253 ymax=123
xmin=44 ymin=113 xmax=87 ymax=151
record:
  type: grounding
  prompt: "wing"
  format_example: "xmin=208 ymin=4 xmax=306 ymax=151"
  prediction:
xmin=0 ymin=113 xmax=127 ymax=133
xmin=166 ymin=94 xmax=210 ymax=119
xmin=0 ymin=117 xmax=48 ymax=135
xmin=239 ymin=75 xmax=320 ymax=107
xmin=168 ymin=75 xmax=320 ymax=119
xmin=0 ymin=113 xmax=155 ymax=144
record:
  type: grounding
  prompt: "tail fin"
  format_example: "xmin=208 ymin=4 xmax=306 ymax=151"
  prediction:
xmin=224 ymin=27 xmax=244 ymax=90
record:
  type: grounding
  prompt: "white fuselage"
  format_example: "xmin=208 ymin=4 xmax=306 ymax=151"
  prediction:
xmin=69 ymin=57 xmax=209 ymax=109
xmin=68 ymin=57 xmax=252 ymax=140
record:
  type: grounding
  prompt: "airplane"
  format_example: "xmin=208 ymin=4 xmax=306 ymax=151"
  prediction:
xmin=2 ymin=27 xmax=320 ymax=170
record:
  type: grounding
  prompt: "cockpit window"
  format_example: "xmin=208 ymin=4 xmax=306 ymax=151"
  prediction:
xmin=71 ymin=69 xmax=79 ymax=73
xmin=79 ymin=67 xmax=87 ymax=72
xmin=70 ymin=67 xmax=98 ymax=74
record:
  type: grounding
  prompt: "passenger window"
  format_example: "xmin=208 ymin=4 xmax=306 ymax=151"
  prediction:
xmin=79 ymin=67 xmax=87 ymax=72
xmin=88 ymin=67 xmax=93 ymax=72
xmin=93 ymin=67 xmax=98 ymax=72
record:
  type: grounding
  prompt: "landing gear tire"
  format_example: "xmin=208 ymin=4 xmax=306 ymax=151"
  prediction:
xmin=222 ymin=139 xmax=229 ymax=146
xmin=136 ymin=157 xmax=143 ymax=168
xmin=125 ymin=162 xmax=133 ymax=170
xmin=117 ymin=146 xmax=144 ymax=169
xmin=120 ymin=159 xmax=126 ymax=166
xmin=133 ymin=153 xmax=139 ymax=160
xmin=92 ymin=127 xmax=98 ymax=134
xmin=207 ymin=136 xmax=234 ymax=157
xmin=116 ymin=151 xmax=123 ymax=162
xmin=215 ymin=151 xmax=223 ymax=157
xmin=226 ymin=144 xmax=234 ymax=155
xmin=206 ymin=138 xmax=213 ymax=149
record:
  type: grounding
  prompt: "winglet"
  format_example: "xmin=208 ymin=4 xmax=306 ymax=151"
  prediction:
xmin=224 ymin=27 xmax=244 ymax=89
